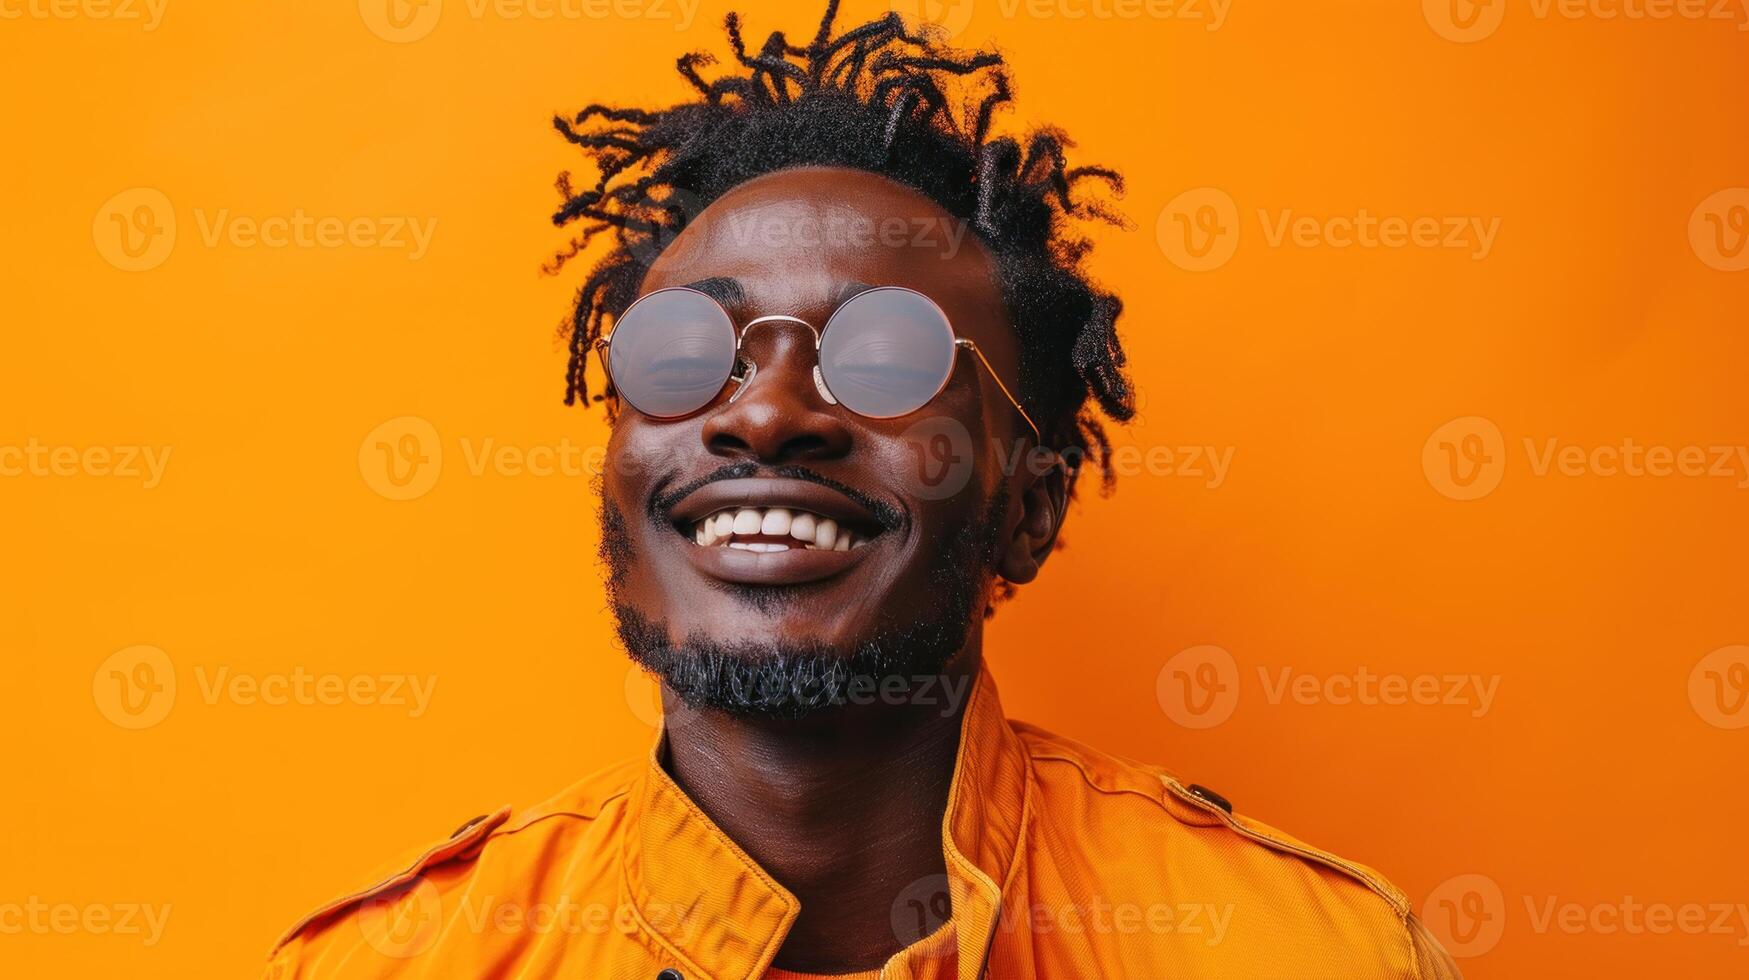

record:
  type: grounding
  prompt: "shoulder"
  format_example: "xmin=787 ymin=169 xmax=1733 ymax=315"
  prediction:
xmin=1013 ymin=722 xmax=1461 ymax=979
xmin=262 ymin=758 xmax=643 ymax=979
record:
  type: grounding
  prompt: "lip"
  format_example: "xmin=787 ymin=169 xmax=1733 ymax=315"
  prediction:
xmin=680 ymin=536 xmax=875 ymax=586
xmin=666 ymin=477 xmax=887 ymax=587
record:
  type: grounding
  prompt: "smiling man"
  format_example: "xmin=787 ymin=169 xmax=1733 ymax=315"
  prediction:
xmin=264 ymin=5 xmax=1458 ymax=978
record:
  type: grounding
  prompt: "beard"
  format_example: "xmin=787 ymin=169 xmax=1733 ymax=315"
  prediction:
xmin=598 ymin=479 xmax=1009 ymax=720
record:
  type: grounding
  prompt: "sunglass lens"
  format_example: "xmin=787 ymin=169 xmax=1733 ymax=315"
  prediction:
xmin=817 ymin=287 xmax=957 ymax=418
xmin=608 ymin=288 xmax=738 ymax=418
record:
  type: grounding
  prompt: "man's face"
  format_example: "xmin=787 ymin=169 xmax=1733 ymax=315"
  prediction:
xmin=598 ymin=167 xmax=1041 ymax=716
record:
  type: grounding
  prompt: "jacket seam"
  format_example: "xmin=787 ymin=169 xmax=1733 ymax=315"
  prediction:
xmin=1029 ymin=750 xmax=1413 ymax=919
xmin=269 ymin=790 xmax=635 ymax=960
xmin=1027 ymin=750 xmax=1177 ymax=808
xmin=493 ymin=786 xmax=631 ymax=837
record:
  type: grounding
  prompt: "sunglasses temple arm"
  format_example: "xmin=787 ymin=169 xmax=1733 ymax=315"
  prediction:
xmin=591 ymin=336 xmax=616 ymax=399
xmin=956 ymin=338 xmax=1043 ymax=446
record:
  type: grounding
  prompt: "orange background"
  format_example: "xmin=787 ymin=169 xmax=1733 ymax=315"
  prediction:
xmin=3 ymin=1 xmax=1746 ymax=977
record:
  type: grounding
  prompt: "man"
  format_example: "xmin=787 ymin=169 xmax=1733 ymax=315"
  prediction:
xmin=265 ymin=4 xmax=1459 ymax=977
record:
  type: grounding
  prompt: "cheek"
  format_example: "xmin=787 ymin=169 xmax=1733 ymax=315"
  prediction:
xmin=602 ymin=420 xmax=689 ymax=515
xmin=870 ymin=393 xmax=1003 ymax=511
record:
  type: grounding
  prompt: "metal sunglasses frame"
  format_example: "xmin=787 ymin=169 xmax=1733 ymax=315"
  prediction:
xmin=593 ymin=284 xmax=1041 ymax=442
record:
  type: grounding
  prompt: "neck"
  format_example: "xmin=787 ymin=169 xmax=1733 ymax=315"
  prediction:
xmin=660 ymin=649 xmax=981 ymax=974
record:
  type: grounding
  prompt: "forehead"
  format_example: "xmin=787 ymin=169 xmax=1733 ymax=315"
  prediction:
xmin=641 ymin=167 xmax=1002 ymax=323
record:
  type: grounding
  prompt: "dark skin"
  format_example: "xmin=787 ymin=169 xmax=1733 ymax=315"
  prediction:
xmin=602 ymin=166 xmax=1070 ymax=972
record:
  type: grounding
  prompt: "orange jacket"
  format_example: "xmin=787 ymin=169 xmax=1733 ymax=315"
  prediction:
xmin=264 ymin=670 xmax=1459 ymax=979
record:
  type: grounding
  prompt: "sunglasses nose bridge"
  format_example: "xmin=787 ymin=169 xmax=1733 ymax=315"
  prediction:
xmin=729 ymin=314 xmax=830 ymax=405
xmin=736 ymin=314 xmax=820 ymax=349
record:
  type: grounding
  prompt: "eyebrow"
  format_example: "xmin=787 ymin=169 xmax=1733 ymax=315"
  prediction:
xmin=682 ymin=276 xmax=746 ymax=311
xmin=832 ymin=280 xmax=877 ymax=307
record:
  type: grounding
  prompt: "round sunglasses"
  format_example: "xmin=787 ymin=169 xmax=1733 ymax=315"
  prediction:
xmin=593 ymin=285 xmax=1040 ymax=441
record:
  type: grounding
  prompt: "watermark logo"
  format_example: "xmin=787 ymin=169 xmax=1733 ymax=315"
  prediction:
xmin=93 ymin=646 xmax=437 ymax=727
xmin=1427 ymin=0 xmax=1749 ymax=41
xmin=358 ymin=885 xmax=701 ymax=955
xmin=1158 ymin=187 xmax=1240 ymax=272
xmin=1007 ymin=899 xmax=1234 ymax=942
xmin=92 ymin=645 xmax=177 ymax=730
xmin=1156 ymin=645 xmax=1240 ymax=729
xmin=1689 ymin=645 xmax=1749 ymax=730
xmin=361 ymin=0 xmax=700 ymax=41
xmin=998 ymin=0 xmax=1227 ymax=27
xmin=1158 ymin=648 xmax=1501 ymax=727
xmin=0 ymin=899 xmax=171 ymax=945
xmin=358 ymin=879 xmax=443 ymax=958
xmin=0 ymin=0 xmax=168 ymax=29
xmin=622 ymin=187 xmax=704 ymax=268
xmin=890 ymin=874 xmax=954 ymax=950
xmin=93 ymin=187 xmax=176 ymax=272
xmin=1 ymin=439 xmax=173 ymax=489
xmin=1423 ymin=0 xmax=1505 ymax=42
xmin=1425 ymin=417 xmax=1749 ymax=499
xmin=623 ymin=664 xmax=703 ymax=733
xmin=899 ymin=416 xmax=977 ymax=501
xmin=1525 ymin=894 xmax=1749 ymax=945
xmin=1424 ymin=874 xmax=1749 ymax=956
xmin=191 ymin=666 xmax=437 ymax=717
xmin=1161 ymin=191 xmax=1498 ymax=269
xmin=1423 ymin=416 xmax=1506 ymax=500
xmin=359 ymin=0 xmax=443 ymax=41
xmin=1689 ymin=187 xmax=1749 ymax=272
xmin=892 ymin=0 xmax=1229 ymax=36
xmin=1259 ymin=666 xmax=1499 ymax=717
xmin=624 ymin=666 xmax=667 ymax=730
xmin=360 ymin=416 xmax=443 ymax=501
xmin=191 ymin=209 xmax=436 ymax=258
xmin=890 ymin=0 xmax=976 ymax=39
xmin=1423 ymin=873 xmax=1507 ymax=958
xmin=95 ymin=189 xmax=436 ymax=267
xmin=716 ymin=210 xmax=974 ymax=261
xmin=1257 ymin=209 xmax=1500 ymax=258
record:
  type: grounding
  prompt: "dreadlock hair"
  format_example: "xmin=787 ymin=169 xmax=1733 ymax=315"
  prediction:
xmin=548 ymin=0 xmax=1136 ymax=495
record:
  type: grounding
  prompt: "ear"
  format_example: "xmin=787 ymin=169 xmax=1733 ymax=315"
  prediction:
xmin=998 ymin=449 xmax=1070 ymax=585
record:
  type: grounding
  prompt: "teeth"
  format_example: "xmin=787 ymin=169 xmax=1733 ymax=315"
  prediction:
xmin=814 ymin=519 xmax=838 ymax=550
xmin=688 ymin=507 xmax=871 ymax=552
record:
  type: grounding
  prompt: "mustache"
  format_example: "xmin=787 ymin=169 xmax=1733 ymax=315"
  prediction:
xmin=649 ymin=462 xmax=904 ymax=532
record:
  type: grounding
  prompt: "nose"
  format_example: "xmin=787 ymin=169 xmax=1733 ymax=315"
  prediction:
xmin=700 ymin=322 xmax=853 ymax=465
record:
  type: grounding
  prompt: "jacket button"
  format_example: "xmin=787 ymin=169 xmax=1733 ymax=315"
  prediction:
xmin=656 ymin=971 xmax=684 ymax=980
xmin=1187 ymin=783 xmax=1233 ymax=814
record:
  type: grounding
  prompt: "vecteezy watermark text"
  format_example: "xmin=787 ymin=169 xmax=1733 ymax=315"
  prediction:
xmin=0 ymin=899 xmax=170 ymax=945
xmin=0 ymin=0 xmax=167 ymax=28
xmin=0 ymin=439 xmax=171 ymax=489
xmin=93 ymin=645 xmax=438 ymax=730
xmin=1422 ymin=416 xmax=1749 ymax=500
xmin=1156 ymin=645 xmax=1502 ymax=729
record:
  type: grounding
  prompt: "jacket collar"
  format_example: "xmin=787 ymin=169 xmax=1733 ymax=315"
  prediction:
xmin=620 ymin=668 xmax=1031 ymax=980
